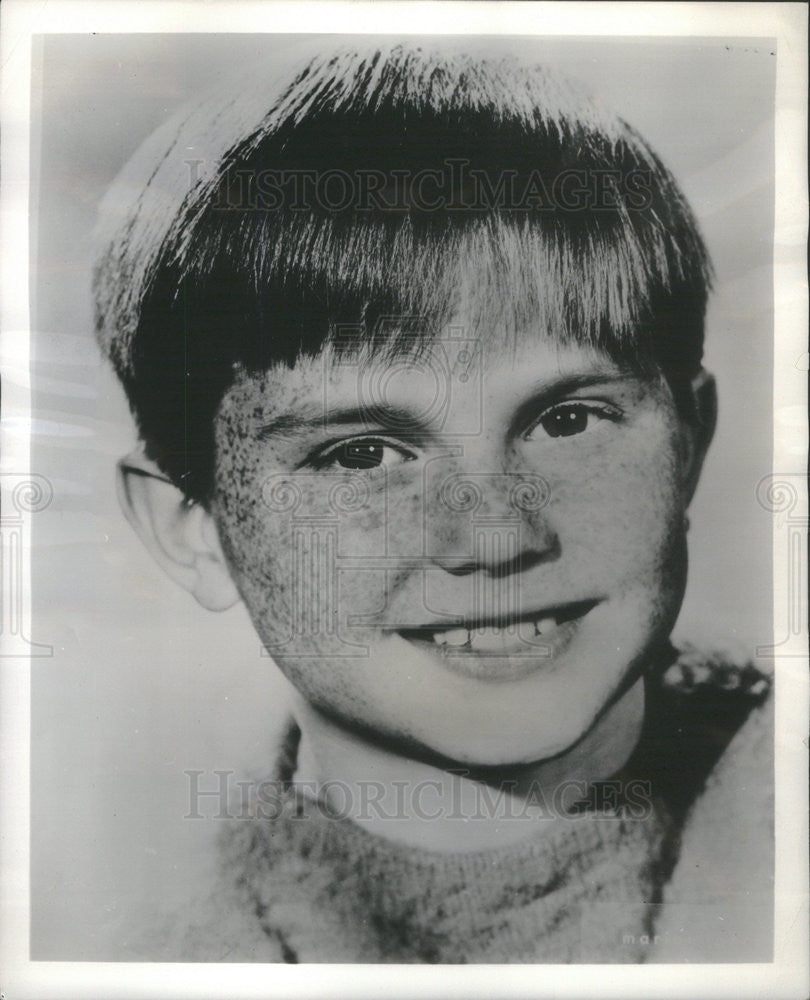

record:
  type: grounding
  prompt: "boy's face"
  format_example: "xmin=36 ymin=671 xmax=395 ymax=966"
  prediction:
xmin=212 ymin=328 xmax=697 ymax=766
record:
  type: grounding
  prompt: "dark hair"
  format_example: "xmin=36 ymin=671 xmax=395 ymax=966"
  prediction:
xmin=94 ymin=41 xmax=711 ymax=503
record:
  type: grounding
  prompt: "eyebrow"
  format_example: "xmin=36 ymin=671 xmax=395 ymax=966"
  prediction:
xmin=257 ymin=406 xmax=425 ymax=440
xmin=256 ymin=369 xmax=644 ymax=441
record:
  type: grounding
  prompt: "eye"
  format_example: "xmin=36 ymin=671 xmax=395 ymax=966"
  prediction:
xmin=313 ymin=437 xmax=416 ymax=471
xmin=529 ymin=402 xmax=620 ymax=440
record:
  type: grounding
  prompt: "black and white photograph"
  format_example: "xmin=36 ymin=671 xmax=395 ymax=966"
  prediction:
xmin=1 ymin=2 xmax=807 ymax=998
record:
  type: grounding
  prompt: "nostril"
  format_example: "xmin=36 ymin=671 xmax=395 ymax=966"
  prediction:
xmin=435 ymin=538 xmax=560 ymax=578
xmin=485 ymin=545 xmax=560 ymax=579
xmin=440 ymin=557 xmax=483 ymax=577
xmin=428 ymin=472 xmax=559 ymax=575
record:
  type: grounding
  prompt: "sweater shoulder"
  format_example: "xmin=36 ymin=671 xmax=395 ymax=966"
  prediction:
xmin=645 ymin=645 xmax=774 ymax=962
xmin=634 ymin=642 xmax=772 ymax=821
xmin=650 ymin=697 xmax=774 ymax=961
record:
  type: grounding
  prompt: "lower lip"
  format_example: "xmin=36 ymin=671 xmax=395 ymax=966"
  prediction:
xmin=398 ymin=608 xmax=594 ymax=684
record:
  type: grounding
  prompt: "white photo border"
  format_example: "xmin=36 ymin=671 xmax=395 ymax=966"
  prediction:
xmin=1 ymin=2 xmax=807 ymax=998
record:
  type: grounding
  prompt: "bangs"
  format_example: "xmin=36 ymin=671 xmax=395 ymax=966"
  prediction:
xmin=152 ymin=194 xmax=707 ymax=376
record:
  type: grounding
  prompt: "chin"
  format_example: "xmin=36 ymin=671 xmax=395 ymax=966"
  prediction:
xmin=404 ymin=682 xmax=615 ymax=769
xmin=426 ymin=719 xmax=596 ymax=769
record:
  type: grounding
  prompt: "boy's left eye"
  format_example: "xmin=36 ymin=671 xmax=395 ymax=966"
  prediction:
xmin=529 ymin=402 xmax=620 ymax=440
xmin=313 ymin=438 xmax=416 ymax=471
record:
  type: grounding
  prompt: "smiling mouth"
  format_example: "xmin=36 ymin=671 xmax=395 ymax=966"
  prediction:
xmin=396 ymin=600 xmax=598 ymax=657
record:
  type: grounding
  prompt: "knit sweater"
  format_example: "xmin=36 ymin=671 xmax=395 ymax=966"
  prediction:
xmin=133 ymin=645 xmax=773 ymax=963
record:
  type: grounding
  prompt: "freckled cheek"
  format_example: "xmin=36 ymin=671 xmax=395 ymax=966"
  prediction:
xmin=224 ymin=490 xmax=404 ymax=631
xmin=375 ymin=485 xmax=427 ymax=556
xmin=222 ymin=516 xmax=294 ymax=625
xmin=545 ymin=447 xmax=682 ymax=582
xmin=334 ymin=491 xmax=425 ymax=616
xmin=212 ymin=474 xmax=295 ymax=629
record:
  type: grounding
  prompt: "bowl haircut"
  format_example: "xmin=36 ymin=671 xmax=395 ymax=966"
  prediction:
xmin=94 ymin=42 xmax=712 ymax=504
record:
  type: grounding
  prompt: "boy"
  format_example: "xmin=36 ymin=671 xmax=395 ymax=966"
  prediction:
xmin=94 ymin=40 xmax=772 ymax=962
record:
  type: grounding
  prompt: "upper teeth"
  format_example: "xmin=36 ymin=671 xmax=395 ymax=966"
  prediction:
xmin=432 ymin=616 xmax=557 ymax=648
xmin=436 ymin=629 xmax=468 ymax=647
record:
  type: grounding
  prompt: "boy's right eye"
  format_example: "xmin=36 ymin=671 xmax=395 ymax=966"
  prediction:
xmin=311 ymin=437 xmax=417 ymax=471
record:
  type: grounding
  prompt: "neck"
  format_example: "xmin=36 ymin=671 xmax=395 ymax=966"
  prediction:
xmin=289 ymin=678 xmax=645 ymax=853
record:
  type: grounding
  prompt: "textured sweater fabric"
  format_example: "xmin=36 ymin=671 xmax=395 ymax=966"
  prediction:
xmin=134 ymin=646 xmax=773 ymax=963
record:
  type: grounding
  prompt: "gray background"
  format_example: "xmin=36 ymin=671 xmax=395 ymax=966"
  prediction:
xmin=30 ymin=34 xmax=775 ymax=957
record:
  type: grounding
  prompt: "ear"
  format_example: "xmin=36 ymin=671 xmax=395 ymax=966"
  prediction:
xmin=116 ymin=450 xmax=240 ymax=612
xmin=680 ymin=369 xmax=717 ymax=506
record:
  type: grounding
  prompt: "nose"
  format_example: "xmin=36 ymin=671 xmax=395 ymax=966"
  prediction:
xmin=427 ymin=470 xmax=558 ymax=577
